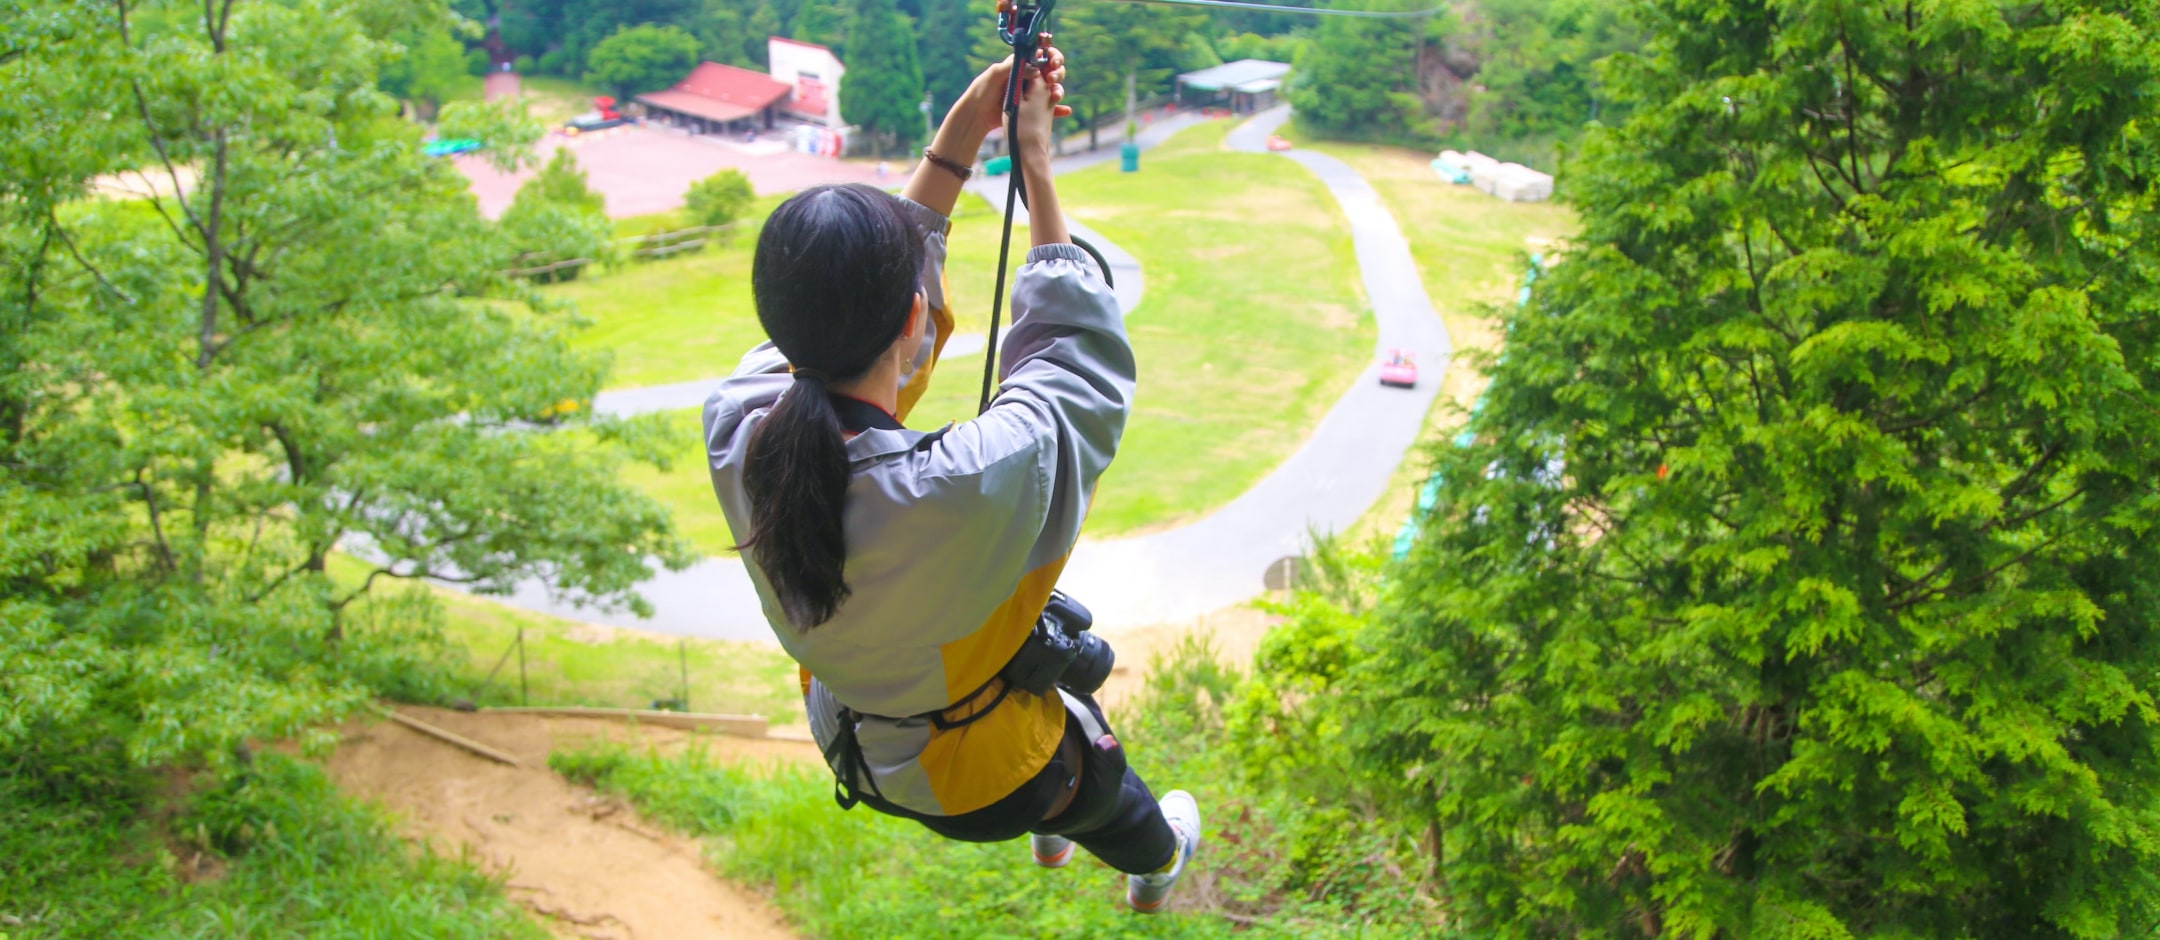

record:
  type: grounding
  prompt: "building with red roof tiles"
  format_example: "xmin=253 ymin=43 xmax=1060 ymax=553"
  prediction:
xmin=635 ymin=62 xmax=793 ymax=135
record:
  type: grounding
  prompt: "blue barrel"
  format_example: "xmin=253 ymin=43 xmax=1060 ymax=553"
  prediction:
xmin=1120 ymin=141 xmax=1140 ymax=173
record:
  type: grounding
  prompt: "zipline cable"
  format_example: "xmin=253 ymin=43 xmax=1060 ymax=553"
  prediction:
xmin=1093 ymin=0 xmax=1442 ymax=18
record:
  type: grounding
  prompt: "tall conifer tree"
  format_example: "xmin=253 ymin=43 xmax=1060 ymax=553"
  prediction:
xmin=839 ymin=0 xmax=927 ymax=156
xmin=1363 ymin=0 xmax=2160 ymax=935
xmin=914 ymin=0 xmax=975 ymax=118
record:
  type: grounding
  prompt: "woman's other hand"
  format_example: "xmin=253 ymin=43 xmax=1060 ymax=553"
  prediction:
xmin=1010 ymin=55 xmax=1060 ymax=160
xmin=961 ymin=15 xmax=1070 ymax=132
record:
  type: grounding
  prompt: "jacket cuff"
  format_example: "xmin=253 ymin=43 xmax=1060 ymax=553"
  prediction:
xmin=896 ymin=196 xmax=952 ymax=237
xmin=1025 ymin=243 xmax=1094 ymax=267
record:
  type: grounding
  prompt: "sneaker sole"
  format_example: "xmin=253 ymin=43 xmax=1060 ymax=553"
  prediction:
xmin=1033 ymin=845 xmax=1073 ymax=868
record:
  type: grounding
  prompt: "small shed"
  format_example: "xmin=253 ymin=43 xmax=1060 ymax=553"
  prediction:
xmin=636 ymin=62 xmax=793 ymax=135
xmin=1176 ymin=59 xmax=1292 ymax=114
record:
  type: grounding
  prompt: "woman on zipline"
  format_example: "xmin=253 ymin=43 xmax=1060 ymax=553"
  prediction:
xmin=700 ymin=38 xmax=1202 ymax=911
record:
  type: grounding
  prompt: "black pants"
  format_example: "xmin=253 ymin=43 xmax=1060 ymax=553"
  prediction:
xmin=865 ymin=690 xmax=1177 ymax=875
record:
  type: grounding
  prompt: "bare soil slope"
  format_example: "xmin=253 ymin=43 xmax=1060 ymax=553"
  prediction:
xmin=325 ymin=707 xmax=813 ymax=939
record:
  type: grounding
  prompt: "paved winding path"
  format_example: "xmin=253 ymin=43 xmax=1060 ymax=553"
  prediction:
xmin=490 ymin=106 xmax=1451 ymax=638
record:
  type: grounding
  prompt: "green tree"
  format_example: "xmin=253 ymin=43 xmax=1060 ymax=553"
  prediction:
xmin=1059 ymin=1 xmax=1202 ymax=149
xmin=838 ymin=0 xmax=926 ymax=157
xmin=694 ymin=0 xmax=754 ymax=67
xmin=379 ymin=25 xmax=472 ymax=120
xmin=1453 ymin=0 xmax=1639 ymax=145
xmin=747 ymin=2 xmax=783 ymax=65
xmin=791 ymin=0 xmax=850 ymax=54
xmin=0 ymin=0 xmax=689 ymax=773
xmin=1287 ymin=0 xmax=1434 ymax=142
xmin=584 ymin=23 xmax=702 ymax=99
xmin=1352 ymin=0 xmax=2160 ymax=936
xmin=683 ymin=168 xmax=755 ymax=228
xmin=914 ymin=0 xmax=974 ymax=119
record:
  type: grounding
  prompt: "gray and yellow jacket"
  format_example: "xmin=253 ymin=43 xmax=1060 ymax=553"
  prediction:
xmin=702 ymin=198 xmax=1134 ymax=817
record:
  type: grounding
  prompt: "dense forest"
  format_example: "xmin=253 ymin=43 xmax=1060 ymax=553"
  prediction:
xmin=375 ymin=0 xmax=1640 ymax=164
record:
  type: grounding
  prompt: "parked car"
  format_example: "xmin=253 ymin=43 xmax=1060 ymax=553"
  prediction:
xmin=1379 ymin=349 xmax=1417 ymax=388
xmin=562 ymin=96 xmax=630 ymax=135
xmin=562 ymin=113 xmax=631 ymax=134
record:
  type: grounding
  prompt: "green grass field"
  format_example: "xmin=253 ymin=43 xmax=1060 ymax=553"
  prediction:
xmin=575 ymin=120 xmax=1369 ymax=545
xmin=995 ymin=122 xmax=1369 ymax=535
xmin=557 ymin=194 xmax=1013 ymax=391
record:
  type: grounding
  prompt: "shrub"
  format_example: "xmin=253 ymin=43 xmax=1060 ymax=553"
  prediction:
xmin=514 ymin=53 xmax=535 ymax=74
xmin=682 ymin=169 xmax=754 ymax=229
xmin=499 ymin=149 xmax=612 ymax=279
xmin=464 ymin=46 xmax=491 ymax=76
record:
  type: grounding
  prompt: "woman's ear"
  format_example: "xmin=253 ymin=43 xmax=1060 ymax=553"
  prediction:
xmin=902 ymin=291 xmax=927 ymax=339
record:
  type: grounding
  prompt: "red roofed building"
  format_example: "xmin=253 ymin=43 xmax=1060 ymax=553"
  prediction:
xmin=636 ymin=62 xmax=793 ymax=134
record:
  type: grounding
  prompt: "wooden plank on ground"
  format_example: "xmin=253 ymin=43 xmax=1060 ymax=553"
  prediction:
xmin=483 ymin=706 xmax=768 ymax=738
xmin=373 ymin=705 xmax=522 ymax=767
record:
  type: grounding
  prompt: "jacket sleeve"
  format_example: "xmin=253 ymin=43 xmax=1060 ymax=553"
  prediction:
xmin=920 ymin=243 xmax=1133 ymax=573
xmin=894 ymin=197 xmax=957 ymax=422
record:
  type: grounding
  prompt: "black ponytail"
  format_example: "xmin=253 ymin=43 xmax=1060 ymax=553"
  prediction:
xmin=738 ymin=184 xmax=926 ymax=629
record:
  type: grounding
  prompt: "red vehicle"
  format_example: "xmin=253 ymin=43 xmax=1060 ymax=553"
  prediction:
xmin=1379 ymin=349 xmax=1417 ymax=388
xmin=1265 ymin=134 xmax=1294 ymax=152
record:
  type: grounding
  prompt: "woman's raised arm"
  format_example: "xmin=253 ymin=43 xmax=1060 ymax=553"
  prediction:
xmin=902 ymin=33 xmax=1069 ymax=217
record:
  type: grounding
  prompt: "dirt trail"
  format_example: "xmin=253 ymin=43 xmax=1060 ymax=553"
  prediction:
xmin=322 ymin=600 xmax=1276 ymax=938
xmin=326 ymin=707 xmax=814 ymax=939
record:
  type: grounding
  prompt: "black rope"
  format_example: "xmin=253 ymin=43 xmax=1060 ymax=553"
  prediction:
xmin=979 ymin=60 xmax=1032 ymax=416
xmin=978 ymin=0 xmax=1058 ymax=415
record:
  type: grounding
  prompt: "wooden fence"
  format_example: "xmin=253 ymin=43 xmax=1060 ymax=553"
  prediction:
xmin=501 ymin=221 xmax=740 ymax=279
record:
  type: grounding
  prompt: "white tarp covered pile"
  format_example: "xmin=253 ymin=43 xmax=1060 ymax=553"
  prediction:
xmin=1437 ymin=150 xmax=1555 ymax=202
xmin=1487 ymin=163 xmax=1554 ymax=202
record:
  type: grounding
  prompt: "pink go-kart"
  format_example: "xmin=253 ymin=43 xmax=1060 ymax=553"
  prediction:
xmin=1378 ymin=349 xmax=1418 ymax=388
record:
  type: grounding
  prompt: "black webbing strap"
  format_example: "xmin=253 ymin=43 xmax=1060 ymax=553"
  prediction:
xmin=819 ymin=673 xmax=1016 ymax=811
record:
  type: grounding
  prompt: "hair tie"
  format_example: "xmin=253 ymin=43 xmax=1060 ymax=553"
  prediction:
xmin=793 ymin=367 xmax=833 ymax=384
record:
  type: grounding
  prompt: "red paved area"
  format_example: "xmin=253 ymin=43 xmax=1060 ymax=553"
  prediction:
xmin=483 ymin=70 xmax=521 ymax=102
xmin=456 ymin=125 xmax=887 ymax=218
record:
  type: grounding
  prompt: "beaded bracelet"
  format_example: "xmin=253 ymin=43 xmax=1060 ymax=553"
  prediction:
xmin=921 ymin=147 xmax=975 ymax=182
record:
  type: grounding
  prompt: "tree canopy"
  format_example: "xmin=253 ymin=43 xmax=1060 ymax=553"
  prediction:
xmin=914 ymin=0 xmax=976 ymax=117
xmin=378 ymin=23 xmax=472 ymax=121
xmin=1 ymin=0 xmax=691 ymax=771
xmin=1341 ymin=0 xmax=2160 ymax=935
xmin=838 ymin=0 xmax=927 ymax=157
xmin=583 ymin=23 xmax=702 ymax=99
xmin=1060 ymin=0 xmax=1204 ymax=144
xmin=1287 ymin=0 xmax=1437 ymax=142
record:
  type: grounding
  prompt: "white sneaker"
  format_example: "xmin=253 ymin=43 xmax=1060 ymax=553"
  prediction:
xmin=1126 ymin=790 xmax=1200 ymax=913
xmin=1030 ymin=832 xmax=1074 ymax=868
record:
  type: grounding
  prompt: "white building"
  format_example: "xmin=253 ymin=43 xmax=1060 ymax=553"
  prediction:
xmin=769 ymin=38 xmax=846 ymax=126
